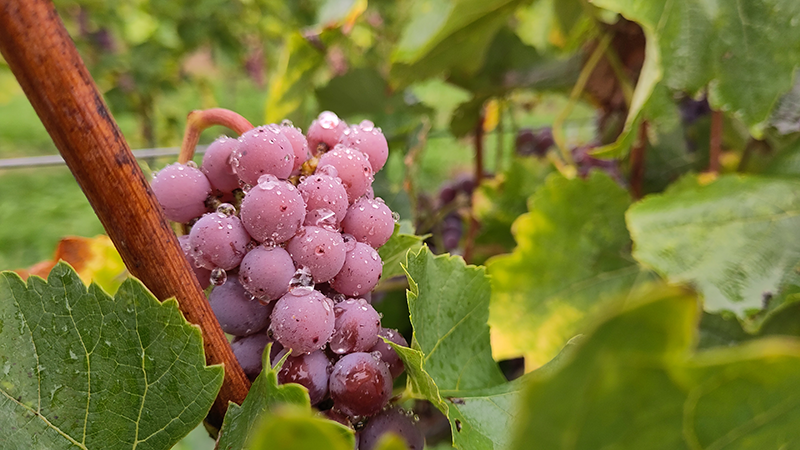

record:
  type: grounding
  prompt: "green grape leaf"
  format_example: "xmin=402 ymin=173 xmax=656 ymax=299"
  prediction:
xmin=487 ymin=171 xmax=646 ymax=365
xmin=0 ymin=263 xmax=223 ymax=450
xmin=246 ymin=406 xmax=355 ymax=450
xmin=217 ymin=347 xmax=315 ymax=450
xmin=265 ymin=32 xmax=325 ymax=126
xmin=592 ymin=0 xmax=800 ymax=138
xmin=513 ymin=284 xmax=800 ymax=449
xmin=393 ymin=247 xmax=519 ymax=450
xmin=378 ymin=223 xmax=427 ymax=281
xmin=627 ymin=174 xmax=800 ymax=322
xmin=390 ymin=0 xmax=527 ymax=87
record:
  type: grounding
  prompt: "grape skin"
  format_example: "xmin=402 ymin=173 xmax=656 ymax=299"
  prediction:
xmin=231 ymin=330 xmax=282 ymax=381
xmin=297 ymin=171 xmax=349 ymax=226
xmin=358 ymin=407 xmax=424 ymax=450
xmin=232 ymin=125 xmax=295 ymax=185
xmin=201 ymin=135 xmax=241 ymax=193
xmin=307 ymin=111 xmax=347 ymax=155
xmin=369 ymin=327 xmax=408 ymax=379
xmin=270 ymin=289 xmax=335 ymax=354
xmin=330 ymin=242 xmax=382 ymax=297
xmin=151 ymin=162 xmax=211 ymax=223
xmin=341 ymin=198 xmax=394 ymax=249
xmin=276 ymin=349 xmax=332 ymax=405
xmin=239 ymin=177 xmax=306 ymax=244
xmin=278 ymin=123 xmax=311 ymax=174
xmin=329 ymin=298 xmax=381 ymax=355
xmin=329 ymin=352 xmax=392 ymax=418
xmin=238 ymin=246 xmax=296 ymax=301
xmin=286 ymin=226 xmax=346 ymax=283
xmin=317 ymin=145 xmax=373 ymax=202
xmin=178 ymin=234 xmax=211 ymax=289
xmin=339 ymin=120 xmax=389 ymax=173
xmin=209 ymin=277 xmax=272 ymax=337
xmin=189 ymin=212 xmax=251 ymax=270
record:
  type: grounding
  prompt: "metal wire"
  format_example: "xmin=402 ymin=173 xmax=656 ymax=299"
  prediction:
xmin=0 ymin=145 xmax=208 ymax=169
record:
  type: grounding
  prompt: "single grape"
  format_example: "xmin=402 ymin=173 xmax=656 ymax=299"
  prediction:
xmin=276 ymin=349 xmax=332 ymax=405
xmin=515 ymin=127 xmax=553 ymax=158
xmin=277 ymin=122 xmax=311 ymax=174
xmin=151 ymin=162 xmax=211 ymax=223
xmin=297 ymin=168 xmax=349 ymax=225
xmin=231 ymin=125 xmax=294 ymax=185
xmin=340 ymin=198 xmax=394 ymax=249
xmin=270 ymin=289 xmax=335 ymax=354
xmin=330 ymin=242 xmax=382 ymax=297
xmin=329 ymin=298 xmax=381 ymax=355
xmin=329 ymin=352 xmax=392 ymax=417
xmin=369 ymin=327 xmax=408 ymax=378
xmin=201 ymin=135 xmax=241 ymax=193
xmin=358 ymin=407 xmax=424 ymax=450
xmin=209 ymin=277 xmax=272 ymax=336
xmin=238 ymin=246 xmax=296 ymax=301
xmin=189 ymin=212 xmax=250 ymax=270
xmin=307 ymin=111 xmax=347 ymax=155
xmin=239 ymin=176 xmax=305 ymax=244
xmin=178 ymin=234 xmax=211 ymax=289
xmin=286 ymin=226 xmax=346 ymax=283
xmin=317 ymin=145 xmax=373 ymax=201
xmin=231 ymin=330 xmax=282 ymax=381
xmin=339 ymin=120 xmax=388 ymax=173
xmin=441 ymin=213 xmax=463 ymax=252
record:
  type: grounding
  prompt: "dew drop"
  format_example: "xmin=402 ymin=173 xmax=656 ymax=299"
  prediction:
xmin=210 ymin=268 xmax=227 ymax=286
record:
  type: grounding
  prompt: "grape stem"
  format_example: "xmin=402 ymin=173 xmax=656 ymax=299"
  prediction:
xmin=178 ymin=108 xmax=254 ymax=164
xmin=708 ymin=110 xmax=723 ymax=174
xmin=629 ymin=120 xmax=648 ymax=199
xmin=463 ymin=114 xmax=485 ymax=263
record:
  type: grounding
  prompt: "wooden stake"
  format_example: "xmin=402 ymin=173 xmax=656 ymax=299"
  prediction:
xmin=0 ymin=0 xmax=250 ymax=427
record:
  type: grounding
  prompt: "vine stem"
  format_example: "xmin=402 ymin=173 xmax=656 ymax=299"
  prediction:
xmin=178 ymin=108 xmax=254 ymax=164
xmin=552 ymin=32 xmax=613 ymax=169
xmin=463 ymin=114 xmax=485 ymax=264
xmin=0 ymin=0 xmax=250 ymax=427
xmin=629 ymin=120 xmax=649 ymax=199
xmin=709 ymin=110 xmax=723 ymax=174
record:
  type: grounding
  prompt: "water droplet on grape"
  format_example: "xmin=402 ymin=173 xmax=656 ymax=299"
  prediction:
xmin=210 ymin=267 xmax=227 ymax=286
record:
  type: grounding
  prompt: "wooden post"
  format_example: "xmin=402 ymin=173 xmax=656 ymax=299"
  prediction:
xmin=0 ymin=0 xmax=250 ymax=427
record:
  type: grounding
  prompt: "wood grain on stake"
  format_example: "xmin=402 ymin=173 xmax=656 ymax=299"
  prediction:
xmin=0 ymin=0 xmax=250 ymax=427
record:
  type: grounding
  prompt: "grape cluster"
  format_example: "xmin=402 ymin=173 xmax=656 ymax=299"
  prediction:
xmin=151 ymin=111 xmax=422 ymax=447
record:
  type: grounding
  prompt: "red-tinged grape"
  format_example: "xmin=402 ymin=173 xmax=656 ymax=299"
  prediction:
xmin=297 ymin=168 xmax=349 ymax=225
xmin=329 ymin=298 xmax=380 ymax=355
xmin=276 ymin=349 xmax=332 ymax=405
xmin=341 ymin=198 xmax=394 ymax=249
xmin=178 ymin=234 xmax=211 ymax=289
xmin=317 ymin=145 xmax=373 ymax=201
xmin=369 ymin=327 xmax=408 ymax=378
xmin=331 ymin=242 xmax=382 ymax=297
xmin=231 ymin=330 xmax=282 ymax=381
xmin=286 ymin=226 xmax=346 ymax=283
xmin=270 ymin=289 xmax=335 ymax=354
xmin=339 ymin=120 xmax=388 ymax=173
xmin=189 ymin=211 xmax=250 ymax=270
xmin=308 ymin=111 xmax=347 ymax=155
xmin=231 ymin=125 xmax=294 ymax=185
xmin=329 ymin=352 xmax=392 ymax=417
xmin=239 ymin=246 xmax=296 ymax=301
xmin=201 ymin=135 xmax=241 ymax=193
xmin=358 ymin=407 xmax=424 ymax=450
xmin=240 ymin=176 xmax=305 ymax=244
xmin=209 ymin=277 xmax=272 ymax=336
xmin=151 ymin=162 xmax=211 ymax=223
xmin=278 ymin=122 xmax=311 ymax=174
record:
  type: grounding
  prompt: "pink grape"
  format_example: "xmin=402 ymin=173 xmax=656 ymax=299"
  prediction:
xmin=201 ymin=135 xmax=241 ymax=193
xmin=358 ymin=407 xmax=424 ymax=450
xmin=209 ymin=277 xmax=272 ymax=337
xmin=369 ymin=327 xmax=408 ymax=378
xmin=231 ymin=330 xmax=282 ymax=381
xmin=231 ymin=125 xmax=294 ymax=185
xmin=307 ymin=111 xmax=347 ymax=155
xmin=276 ymin=349 xmax=332 ymax=405
xmin=341 ymin=198 xmax=394 ymax=249
xmin=238 ymin=246 xmax=296 ymax=301
xmin=286 ymin=226 xmax=346 ymax=283
xmin=178 ymin=235 xmax=211 ymax=289
xmin=270 ymin=289 xmax=335 ymax=354
xmin=297 ymin=168 xmax=349 ymax=226
xmin=329 ymin=298 xmax=381 ymax=355
xmin=331 ymin=242 xmax=382 ymax=297
xmin=278 ymin=122 xmax=311 ymax=174
xmin=239 ymin=176 xmax=305 ymax=244
xmin=189 ymin=212 xmax=250 ymax=270
xmin=151 ymin=162 xmax=211 ymax=223
xmin=317 ymin=145 xmax=373 ymax=201
xmin=329 ymin=352 xmax=392 ymax=417
xmin=339 ymin=120 xmax=389 ymax=173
